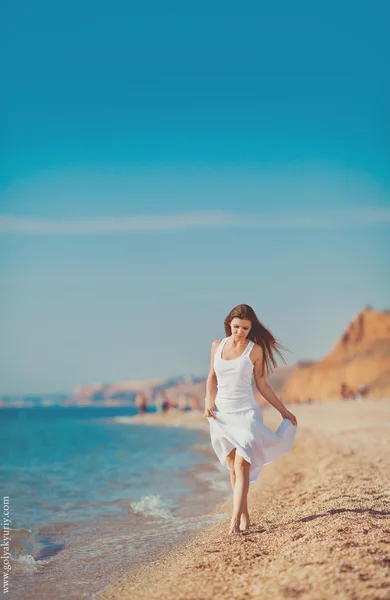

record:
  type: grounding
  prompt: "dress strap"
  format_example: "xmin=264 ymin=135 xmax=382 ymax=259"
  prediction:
xmin=219 ymin=337 xmax=229 ymax=357
xmin=219 ymin=337 xmax=227 ymax=356
xmin=242 ymin=339 xmax=255 ymax=357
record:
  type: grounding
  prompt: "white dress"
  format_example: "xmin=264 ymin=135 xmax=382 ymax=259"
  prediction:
xmin=207 ymin=336 xmax=297 ymax=484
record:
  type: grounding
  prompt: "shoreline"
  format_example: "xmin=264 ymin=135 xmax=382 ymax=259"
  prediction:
xmin=97 ymin=399 xmax=390 ymax=600
xmin=112 ymin=408 xmax=211 ymax=432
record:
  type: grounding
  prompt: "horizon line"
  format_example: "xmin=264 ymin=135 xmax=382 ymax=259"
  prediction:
xmin=1 ymin=206 xmax=390 ymax=234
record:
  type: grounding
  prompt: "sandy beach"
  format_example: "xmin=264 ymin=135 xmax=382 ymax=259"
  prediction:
xmin=97 ymin=399 xmax=390 ymax=600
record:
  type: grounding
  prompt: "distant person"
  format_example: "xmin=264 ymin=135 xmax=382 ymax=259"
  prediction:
xmin=341 ymin=383 xmax=355 ymax=401
xmin=169 ymin=399 xmax=179 ymax=411
xmin=190 ymin=395 xmax=200 ymax=411
xmin=161 ymin=391 xmax=176 ymax=412
xmin=340 ymin=382 xmax=348 ymax=400
xmin=135 ymin=392 xmax=147 ymax=414
xmin=204 ymin=304 xmax=298 ymax=535
xmin=358 ymin=382 xmax=368 ymax=400
xmin=155 ymin=392 xmax=164 ymax=413
xmin=160 ymin=391 xmax=169 ymax=413
xmin=178 ymin=394 xmax=188 ymax=411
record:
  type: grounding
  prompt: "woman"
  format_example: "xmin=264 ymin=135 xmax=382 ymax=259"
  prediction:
xmin=204 ymin=304 xmax=298 ymax=534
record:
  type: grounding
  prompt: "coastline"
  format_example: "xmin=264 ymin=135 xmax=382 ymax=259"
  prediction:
xmin=97 ymin=399 xmax=390 ymax=600
xmin=113 ymin=408 xmax=211 ymax=432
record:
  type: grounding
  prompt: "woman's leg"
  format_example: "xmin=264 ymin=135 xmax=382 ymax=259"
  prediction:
xmin=240 ymin=497 xmax=250 ymax=531
xmin=229 ymin=453 xmax=250 ymax=534
xmin=225 ymin=447 xmax=236 ymax=491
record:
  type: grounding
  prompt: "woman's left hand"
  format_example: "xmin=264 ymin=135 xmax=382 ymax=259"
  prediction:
xmin=280 ymin=407 xmax=298 ymax=426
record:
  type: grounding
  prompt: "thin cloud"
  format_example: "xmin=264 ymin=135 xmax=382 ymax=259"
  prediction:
xmin=0 ymin=207 xmax=389 ymax=234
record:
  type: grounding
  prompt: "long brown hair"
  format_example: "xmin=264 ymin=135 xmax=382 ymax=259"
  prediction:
xmin=224 ymin=304 xmax=290 ymax=377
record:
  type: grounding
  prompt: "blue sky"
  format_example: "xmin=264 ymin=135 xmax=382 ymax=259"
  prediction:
xmin=1 ymin=1 xmax=389 ymax=394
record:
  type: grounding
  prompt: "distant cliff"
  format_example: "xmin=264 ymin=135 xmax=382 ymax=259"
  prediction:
xmin=67 ymin=379 xmax=166 ymax=406
xmin=280 ymin=307 xmax=390 ymax=402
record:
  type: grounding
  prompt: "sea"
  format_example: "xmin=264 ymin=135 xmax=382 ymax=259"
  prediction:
xmin=0 ymin=406 xmax=231 ymax=599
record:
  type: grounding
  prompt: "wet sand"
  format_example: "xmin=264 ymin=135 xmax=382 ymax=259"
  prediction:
xmin=97 ymin=399 xmax=390 ymax=600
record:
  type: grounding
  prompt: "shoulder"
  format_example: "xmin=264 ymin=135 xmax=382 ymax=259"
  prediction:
xmin=210 ymin=338 xmax=224 ymax=354
xmin=249 ymin=341 xmax=263 ymax=361
xmin=250 ymin=340 xmax=263 ymax=353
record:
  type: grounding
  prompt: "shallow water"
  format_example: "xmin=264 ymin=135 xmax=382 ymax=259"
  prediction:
xmin=1 ymin=407 xmax=231 ymax=599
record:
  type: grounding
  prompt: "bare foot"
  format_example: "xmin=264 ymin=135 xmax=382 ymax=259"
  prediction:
xmin=229 ymin=517 xmax=241 ymax=534
xmin=240 ymin=511 xmax=250 ymax=531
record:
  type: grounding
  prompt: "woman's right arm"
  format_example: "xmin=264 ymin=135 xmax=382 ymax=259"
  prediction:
xmin=204 ymin=340 xmax=220 ymax=418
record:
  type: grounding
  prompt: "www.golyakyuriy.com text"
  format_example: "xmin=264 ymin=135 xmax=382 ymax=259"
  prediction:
xmin=2 ymin=497 xmax=11 ymax=594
